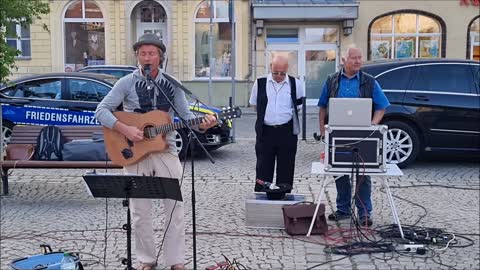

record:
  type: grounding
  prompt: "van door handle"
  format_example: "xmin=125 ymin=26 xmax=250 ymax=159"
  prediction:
xmin=413 ymin=95 xmax=429 ymax=101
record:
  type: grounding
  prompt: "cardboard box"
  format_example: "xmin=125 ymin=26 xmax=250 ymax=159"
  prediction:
xmin=245 ymin=193 xmax=306 ymax=229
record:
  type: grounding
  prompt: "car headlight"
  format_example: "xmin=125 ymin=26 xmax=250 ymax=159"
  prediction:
xmin=189 ymin=105 xmax=231 ymax=127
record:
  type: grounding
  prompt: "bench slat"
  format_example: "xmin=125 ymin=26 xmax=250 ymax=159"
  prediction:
xmin=9 ymin=125 xmax=105 ymax=145
xmin=1 ymin=125 xmax=120 ymax=195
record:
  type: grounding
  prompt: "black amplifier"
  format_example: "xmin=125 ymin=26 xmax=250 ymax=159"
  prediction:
xmin=324 ymin=125 xmax=387 ymax=173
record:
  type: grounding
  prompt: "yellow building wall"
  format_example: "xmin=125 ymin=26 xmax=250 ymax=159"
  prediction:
xmin=9 ymin=0 xmax=255 ymax=106
xmin=10 ymin=0 xmax=125 ymax=78
xmin=9 ymin=12 xmax=52 ymax=79
xmin=172 ymin=0 xmax=252 ymax=106
xmin=352 ymin=0 xmax=480 ymax=59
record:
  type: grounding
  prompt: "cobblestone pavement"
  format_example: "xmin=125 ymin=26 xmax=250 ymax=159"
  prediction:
xmin=1 ymin=139 xmax=479 ymax=270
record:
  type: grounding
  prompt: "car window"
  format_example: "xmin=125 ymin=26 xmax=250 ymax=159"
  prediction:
xmin=68 ymin=79 xmax=110 ymax=102
xmin=376 ymin=67 xmax=413 ymax=90
xmin=411 ymin=64 xmax=474 ymax=94
xmin=17 ymin=79 xmax=62 ymax=99
xmin=1 ymin=86 xmax=17 ymax=97
xmin=83 ymin=69 xmax=132 ymax=79
xmin=100 ymin=70 xmax=131 ymax=78
xmin=472 ymin=65 xmax=480 ymax=93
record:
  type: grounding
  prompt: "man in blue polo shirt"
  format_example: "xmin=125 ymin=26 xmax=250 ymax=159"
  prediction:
xmin=317 ymin=47 xmax=390 ymax=227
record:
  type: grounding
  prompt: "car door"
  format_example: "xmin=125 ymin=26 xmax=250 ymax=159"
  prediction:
xmin=375 ymin=65 xmax=414 ymax=105
xmin=405 ymin=63 xmax=479 ymax=150
xmin=1 ymin=78 xmax=68 ymax=126
xmin=61 ymin=77 xmax=113 ymax=125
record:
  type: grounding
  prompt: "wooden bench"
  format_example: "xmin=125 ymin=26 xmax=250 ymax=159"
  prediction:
xmin=1 ymin=125 xmax=122 ymax=195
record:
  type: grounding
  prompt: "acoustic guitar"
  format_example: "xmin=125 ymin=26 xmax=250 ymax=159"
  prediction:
xmin=103 ymin=107 xmax=241 ymax=166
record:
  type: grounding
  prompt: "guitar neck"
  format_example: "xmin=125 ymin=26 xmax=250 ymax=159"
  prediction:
xmin=156 ymin=117 xmax=204 ymax=134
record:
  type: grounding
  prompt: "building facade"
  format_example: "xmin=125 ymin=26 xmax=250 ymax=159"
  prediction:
xmin=8 ymin=0 xmax=480 ymax=106
xmin=252 ymin=0 xmax=480 ymax=105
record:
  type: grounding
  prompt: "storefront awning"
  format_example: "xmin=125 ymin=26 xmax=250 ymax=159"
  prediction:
xmin=252 ymin=0 xmax=359 ymax=20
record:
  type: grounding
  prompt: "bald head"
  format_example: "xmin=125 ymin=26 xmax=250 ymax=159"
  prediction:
xmin=270 ymin=55 xmax=289 ymax=83
xmin=272 ymin=55 xmax=288 ymax=66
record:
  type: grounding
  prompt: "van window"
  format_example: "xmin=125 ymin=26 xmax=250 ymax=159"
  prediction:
xmin=410 ymin=64 xmax=474 ymax=94
xmin=18 ymin=79 xmax=62 ymax=99
xmin=68 ymin=79 xmax=110 ymax=102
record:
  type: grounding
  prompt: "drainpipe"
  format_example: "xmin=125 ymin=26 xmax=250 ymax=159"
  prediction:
xmin=208 ymin=0 xmax=214 ymax=104
xmin=230 ymin=0 xmax=236 ymax=141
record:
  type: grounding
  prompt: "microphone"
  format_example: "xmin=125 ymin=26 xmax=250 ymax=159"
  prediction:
xmin=143 ymin=64 xmax=152 ymax=80
xmin=143 ymin=64 xmax=154 ymax=91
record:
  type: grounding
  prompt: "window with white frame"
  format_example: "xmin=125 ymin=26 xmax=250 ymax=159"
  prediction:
xmin=469 ymin=17 xmax=479 ymax=61
xmin=6 ymin=22 xmax=31 ymax=58
xmin=194 ymin=0 xmax=232 ymax=78
xmin=63 ymin=0 xmax=105 ymax=72
xmin=369 ymin=12 xmax=443 ymax=60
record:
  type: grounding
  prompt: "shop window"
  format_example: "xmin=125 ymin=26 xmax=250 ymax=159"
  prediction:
xmin=194 ymin=0 xmax=232 ymax=78
xmin=468 ymin=17 xmax=480 ymax=61
xmin=305 ymin=28 xmax=338 ymax=43
xmin=6 ymin=22 xmax=31 ymax=58
xmin=369 ymin=12 xmax=443 ymax=60
xmin=63 ymin=0 xmax=105 ymax=71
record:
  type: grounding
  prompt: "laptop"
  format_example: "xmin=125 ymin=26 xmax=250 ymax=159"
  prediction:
xmin=328 ymin=98 xmax=372 ymax=127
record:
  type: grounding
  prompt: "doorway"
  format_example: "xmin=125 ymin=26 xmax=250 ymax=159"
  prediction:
xmin=134 ymin=1 xmax=168 ymax=66
xmin=267 ymin=44 xmax=338 ymax=105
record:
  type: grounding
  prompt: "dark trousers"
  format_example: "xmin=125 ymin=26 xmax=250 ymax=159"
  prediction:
xmin=254 ymin=122 xmax=298 ymax=192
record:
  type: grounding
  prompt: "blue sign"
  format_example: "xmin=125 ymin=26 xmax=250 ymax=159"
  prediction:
xmin=2 ymin=105 xmax=100 ymax=126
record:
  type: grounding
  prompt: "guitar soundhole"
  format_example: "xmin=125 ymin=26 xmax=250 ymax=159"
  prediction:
xmin=143 ymin=125 xmax=155 ymax=139
xmin=122 ymin=149 xmax=133 ymax=159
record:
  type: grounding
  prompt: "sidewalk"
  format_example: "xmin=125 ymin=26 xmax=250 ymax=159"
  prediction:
xmin=1 ymin=139 xmax=479 ymax=269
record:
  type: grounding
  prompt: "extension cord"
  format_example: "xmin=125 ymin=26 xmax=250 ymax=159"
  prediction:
xmin=403 ymin=244 xmax=426 ymax=255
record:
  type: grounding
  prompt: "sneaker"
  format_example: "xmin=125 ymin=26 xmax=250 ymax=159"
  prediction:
xmin=327 ymin=211 xmax=351 ymax=221
xmin=358 ymin=216 xmax=373 ymax=227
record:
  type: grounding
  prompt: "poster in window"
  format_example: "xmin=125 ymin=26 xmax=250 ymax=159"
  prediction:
xmin=64 ymin=64 xmax=75 ymax=72
xmin=371 ymin=40 xmax=390 ymax=59
xmin=88 ymin=31 xmax=105 ymax=61
xmin=395 ymin=40 xmax=414 ymax=58
xmin=419 ymin=40 xmax=438 ymax=58
xmin=218 ymin=23 xmax=231 ymax=40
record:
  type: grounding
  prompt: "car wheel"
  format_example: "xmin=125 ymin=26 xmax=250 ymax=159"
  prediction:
xmin=175 ymin=129 xmax=189 ymax=159
xmin=2 ymin=121 xmax=14 ymax=150
xmin=384 ymin=120 xmax=420 ymax=168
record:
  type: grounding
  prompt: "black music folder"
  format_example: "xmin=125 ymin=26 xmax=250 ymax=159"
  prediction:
xmin=82 ymin=172 xmax=182 ymax=201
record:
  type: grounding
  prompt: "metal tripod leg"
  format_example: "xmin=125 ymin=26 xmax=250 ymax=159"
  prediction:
xmin=382 ymin=178 xmax=405 ymax=239
xmin=307 ymin=175 xmax=330 ymax=237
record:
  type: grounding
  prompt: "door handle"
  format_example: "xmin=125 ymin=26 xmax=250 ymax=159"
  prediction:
xmin=413 ymin=95 xmax=429 ymax=101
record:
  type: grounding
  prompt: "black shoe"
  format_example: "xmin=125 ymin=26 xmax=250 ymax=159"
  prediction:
xmin=327 ymin=211 xmax=350 ymax=221
xmin=358 ymin=216 xmax=373 ymax=227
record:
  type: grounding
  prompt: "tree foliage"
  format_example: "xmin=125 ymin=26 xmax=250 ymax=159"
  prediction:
xmin=0 ymin=0 xmax=50 ymax=84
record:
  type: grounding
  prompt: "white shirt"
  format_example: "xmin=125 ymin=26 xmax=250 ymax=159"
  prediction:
xmin=249 ymin=73 xmax=305 ymax=126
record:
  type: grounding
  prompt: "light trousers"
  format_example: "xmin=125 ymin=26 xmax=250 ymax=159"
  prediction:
xmin=124 ymin=152 xmax=185 ymax=266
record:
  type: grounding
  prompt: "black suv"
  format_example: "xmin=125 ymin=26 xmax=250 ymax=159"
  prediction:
xmin=362 ymin=59 xmax=480 ymax=167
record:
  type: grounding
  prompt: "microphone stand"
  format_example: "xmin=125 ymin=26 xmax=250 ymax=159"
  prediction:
xmin=145 ymin=70 xmax=214 ymax=270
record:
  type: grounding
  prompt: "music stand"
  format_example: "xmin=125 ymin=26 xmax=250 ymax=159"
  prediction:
xmin=83 ymin=172 xmax=182 ymax=270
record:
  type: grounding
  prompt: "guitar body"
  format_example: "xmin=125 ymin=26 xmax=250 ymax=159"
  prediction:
xmin=103 ymin=110 xmax=171 ymax=166
xmin=103 ymin=106 xmax=242 ymax=166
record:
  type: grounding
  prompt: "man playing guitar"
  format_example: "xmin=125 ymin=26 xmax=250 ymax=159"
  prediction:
xmin=95 ymin=33 xmax=216 ymax=270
